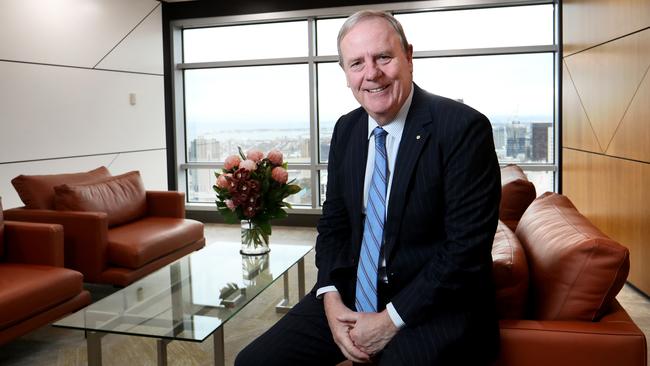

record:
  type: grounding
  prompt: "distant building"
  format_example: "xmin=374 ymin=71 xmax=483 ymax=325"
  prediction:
xmin=506 ymin=121 xmax=528 ymax=159
xmin=531 ymin=122 xmax=552 ymax=162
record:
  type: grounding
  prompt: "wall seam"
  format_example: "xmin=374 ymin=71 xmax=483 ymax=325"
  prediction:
xmin=0 ymin=59 xmax=163 ymax=77
xmin=563 ymin=147 xmax=650 ymax=165
xmin=564 ymin=26 xmax=650 ymax=58
xmin=0 ymin=148 xmax=166 ymax=166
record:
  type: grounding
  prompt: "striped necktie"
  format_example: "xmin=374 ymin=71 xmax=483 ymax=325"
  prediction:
xmin=355 ymin=126 xmax=388 ymax=312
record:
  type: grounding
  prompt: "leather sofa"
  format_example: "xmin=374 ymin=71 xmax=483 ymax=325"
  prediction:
xmin=0 ymin=198 xmax=91 ymax=345
xmin=493 ymin=173 xmax=646 ymax=365
xmin=4 ymin=167 xmax=206 ymax=287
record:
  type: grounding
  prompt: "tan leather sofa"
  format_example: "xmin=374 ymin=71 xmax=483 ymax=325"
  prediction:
xmin=493 ymin=179 xmax=646 ymax=365
xmin=4 ymin=167 xmax=206 ymax=286
xmin=0 ymin=198 xmax=91 ymax=345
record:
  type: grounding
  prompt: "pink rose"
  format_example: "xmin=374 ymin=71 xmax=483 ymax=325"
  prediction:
xmin=240 ymin=159 xmax=257 ymax=171
xmin=267 ymin=149 xmax=283 ymax=166
xmin=216 ymin=175 xmax=227 ymax=189
xmin=271 ymin=166 xmax=288 ymax=184
xmin=246 ymin=149 xmax=264 ymax=162
xmin=225 ymin=199 xmax=236 ymax=211
xmin=224 ymin=155 xmax=241 ymax=170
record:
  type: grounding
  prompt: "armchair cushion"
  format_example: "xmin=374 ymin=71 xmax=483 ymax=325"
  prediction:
xmin=11 ymin=166 xmax=110 ymax=209
xmin=516 ymin=192 xmax=630 ymax=321
xmin=0 ymin=264 xmax=84 ymax=329
xmin=54 ymin=171 xmax=147 ymax=227
xmin=492 ymin=221 xmax=528 ymax=319
xmin=500 ymin=164 xmax=536 ymax=232
xmin=107 ymin=217 xmax=204 ymax=269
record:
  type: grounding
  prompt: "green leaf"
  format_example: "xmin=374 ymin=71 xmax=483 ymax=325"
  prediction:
xmin=238 ymin=146 xmax=246 ymax=160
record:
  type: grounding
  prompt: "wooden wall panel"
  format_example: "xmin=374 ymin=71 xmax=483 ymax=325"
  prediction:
xmin=607 ymin=69 xmax=650 ymax=162
xmin=564 ymin=29 xmax=650 ymax=152
xmin=562 ymin=61 xmax=602 ymax=152
xmin=563 ymin=148 xmax=650 ymax=294
xmin=563 ymin=0 xmax=650 ymax=56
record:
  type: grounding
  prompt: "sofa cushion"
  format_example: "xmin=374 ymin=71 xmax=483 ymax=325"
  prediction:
xmin=11 ymin=166 xmax=111 ymax=210
xmin=516 ymin=192 xmax=630 ymax=321
xmin=54 ymin=171 xmax=147 ymax=227
xmin=492 ymin=221 xmax=529 ymax=319
xmin=107 ymin=217 xmax=204 ymax=269
xmin=500 ymin=164 xmax=536 ymax=232
xmin=0 ymin=264 xmax=84 ymax=329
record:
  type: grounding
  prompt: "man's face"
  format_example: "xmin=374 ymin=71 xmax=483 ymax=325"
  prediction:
xmin=339 ymin=17 xmax=413 ymax=125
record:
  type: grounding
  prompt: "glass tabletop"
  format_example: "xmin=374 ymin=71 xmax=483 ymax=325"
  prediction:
xmin=53 ymin=242 xmax=313 ymax=342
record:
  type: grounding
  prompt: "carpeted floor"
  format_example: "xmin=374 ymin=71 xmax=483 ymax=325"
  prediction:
xmin=0 ymin=223 xmax=648 ymax=365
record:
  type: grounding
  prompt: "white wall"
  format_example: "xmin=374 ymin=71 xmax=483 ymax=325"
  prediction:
xmin=0 ymin=0 xmax=167 ymax=209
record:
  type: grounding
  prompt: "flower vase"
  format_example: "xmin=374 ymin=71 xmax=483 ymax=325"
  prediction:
xmin=240 ymin=219 xmax=270 ymax=255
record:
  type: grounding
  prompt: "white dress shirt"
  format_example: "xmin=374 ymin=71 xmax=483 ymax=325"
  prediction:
xmin=317 ymin=84 xmax=414 ymax=329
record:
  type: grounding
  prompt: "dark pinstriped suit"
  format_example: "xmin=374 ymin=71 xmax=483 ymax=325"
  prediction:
xmin=235 ymin=85 xmax=501 ymax=366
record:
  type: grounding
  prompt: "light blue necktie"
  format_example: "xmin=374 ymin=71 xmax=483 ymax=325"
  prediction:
xmin=356 ymin=127 xmax=388 ymax=313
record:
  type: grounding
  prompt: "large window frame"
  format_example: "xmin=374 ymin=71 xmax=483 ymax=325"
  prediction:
xmin=170 ymin=0 xmax=560 ymax=214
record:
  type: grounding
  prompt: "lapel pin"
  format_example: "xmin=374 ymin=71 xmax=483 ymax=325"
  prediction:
xmin=416 ymin=135 xmax=421 ymax=140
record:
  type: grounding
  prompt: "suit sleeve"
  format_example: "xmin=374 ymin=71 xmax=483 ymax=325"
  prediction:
xmin=314 ymin=117 xmax=352 ymax=290
xmin=390 ymin=113 xmax=501 ymax=325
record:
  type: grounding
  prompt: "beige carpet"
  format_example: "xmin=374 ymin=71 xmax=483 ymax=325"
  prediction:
xmin=1 ymin=223 xmax=648 ymax=365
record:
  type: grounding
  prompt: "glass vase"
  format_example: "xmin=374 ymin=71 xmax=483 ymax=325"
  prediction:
xmin=240 ymin=219 xmax=270 ymax=255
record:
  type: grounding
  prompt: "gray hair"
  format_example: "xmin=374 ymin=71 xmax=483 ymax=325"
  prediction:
xmin=337 ymin=10 xmax=410 ymax=66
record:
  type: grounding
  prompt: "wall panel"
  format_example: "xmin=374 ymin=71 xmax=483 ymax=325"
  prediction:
xmin=0 ymin=62 xmax=165 ymax=163
xmin=562 ymin=61 xmax=602 ymax=152
xmin=564 ymin=29 xmax=650 ymax=152
xmin=563 ymin=0 xmax=650 ymax=56
xmin=0 ymin=0 xmax=159 ymax=67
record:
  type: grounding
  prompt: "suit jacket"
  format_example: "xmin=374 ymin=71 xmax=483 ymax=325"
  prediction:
xmin=315 ymin=84 xmax=501 ymax=362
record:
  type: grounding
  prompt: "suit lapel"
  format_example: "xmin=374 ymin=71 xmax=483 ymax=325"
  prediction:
xmin=384 ymin=86 xmax=432 ymax=261
xmin=347 ymin=111 xmax=369 ymax=250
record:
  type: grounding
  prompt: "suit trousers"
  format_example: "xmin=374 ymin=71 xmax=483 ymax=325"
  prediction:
xmin=234 ymin=289 xmax=491 ymax=366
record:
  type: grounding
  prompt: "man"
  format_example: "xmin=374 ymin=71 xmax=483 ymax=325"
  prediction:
xmin=236 ymin=10 xmax=500 ymax=365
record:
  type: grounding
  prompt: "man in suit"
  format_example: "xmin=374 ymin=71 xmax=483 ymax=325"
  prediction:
xmin=236 ymin=10 xmax=501 ymax=365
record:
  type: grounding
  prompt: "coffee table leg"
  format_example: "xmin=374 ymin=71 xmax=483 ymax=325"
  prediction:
xmin=213 ymin=327 xmax=225 ymax=366
xmin=156 ymin=339 xmax=170 ymax=366
xmin=87 ymin=331 xmax=105 ymax=366
xmin=276 ymin=257 xmax=306 ymax=313
xmin=298 ymin=257 xmax=305 ymax=298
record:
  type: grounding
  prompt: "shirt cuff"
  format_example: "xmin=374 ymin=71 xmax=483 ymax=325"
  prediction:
xmin=386 ymin=302 xmax=406 ymax=329
xmin=316 ymin=286 xmax=338 ymax=299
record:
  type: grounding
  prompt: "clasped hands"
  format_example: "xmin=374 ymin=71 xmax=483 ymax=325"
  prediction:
xmin=323 ymin=292 xmax=398 ymax=363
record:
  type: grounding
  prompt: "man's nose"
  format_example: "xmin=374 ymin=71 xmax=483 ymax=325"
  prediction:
xmin=365 ymin=61 xmax=381 ymax=80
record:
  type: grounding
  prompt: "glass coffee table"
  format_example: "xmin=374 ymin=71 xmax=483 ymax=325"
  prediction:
xmin=54 ymin=242 xmax=312 ymax=366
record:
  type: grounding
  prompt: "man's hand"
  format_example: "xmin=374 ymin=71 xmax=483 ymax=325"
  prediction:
xmin=323 ymin=292 xmax=371 ymax=363
xmin=338 ymin=310 xmax=399 ymax=356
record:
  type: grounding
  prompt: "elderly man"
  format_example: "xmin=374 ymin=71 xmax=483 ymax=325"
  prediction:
xmin=236 ymin=10 xmax=500 ymax=365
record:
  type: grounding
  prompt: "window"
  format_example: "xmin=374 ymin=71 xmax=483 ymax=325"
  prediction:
xmin=171 ymin=1 xmax=559 ymax=211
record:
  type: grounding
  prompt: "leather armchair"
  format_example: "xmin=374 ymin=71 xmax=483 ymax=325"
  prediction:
xmin=5 ymin=169 xmax=206 ymax=287
xmin=0 ymin=198 xmax=91 ymax=345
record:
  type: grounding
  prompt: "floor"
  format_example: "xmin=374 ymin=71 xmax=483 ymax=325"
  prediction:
xmin=0 ymin=223 xmax=648 ymax=365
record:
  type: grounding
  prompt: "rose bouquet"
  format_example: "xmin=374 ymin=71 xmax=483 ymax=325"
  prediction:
xmin=214 ymin=147 xmax=301 ymax=253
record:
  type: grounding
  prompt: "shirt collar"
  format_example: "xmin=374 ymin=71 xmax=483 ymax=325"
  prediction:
xmin=367 ymin=83 xmax=414 ymax=140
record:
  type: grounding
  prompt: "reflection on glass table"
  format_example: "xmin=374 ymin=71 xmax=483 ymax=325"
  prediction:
xmin=54 ymin=242 xmax=312 ymax=366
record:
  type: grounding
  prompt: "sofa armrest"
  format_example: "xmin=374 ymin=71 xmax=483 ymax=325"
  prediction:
xmin=146 ymin=191 xmax=185 ymax=218
xmin=4 ymin=221 xmax=64 ymax=266
xmin=3 ymin=207 xmax=109 ymax=283
xmin=495 ymin=301 xmax=646 ymax=366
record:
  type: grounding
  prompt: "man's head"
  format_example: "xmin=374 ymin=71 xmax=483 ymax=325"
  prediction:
xmin=337 ymin=11 xmax=413 ymax=125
